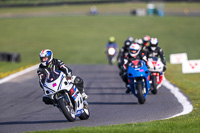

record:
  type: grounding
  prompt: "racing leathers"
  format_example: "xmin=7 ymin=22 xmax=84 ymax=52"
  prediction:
xmin=37 ymin=58 xmax=86 ymax=104
xmin=117 ymin=46 xmax=129 ymax=71
xmin=118 ymin=46 xmax=129 ymax=62
xmin=145 ymin=46 xmax=167 ymax=71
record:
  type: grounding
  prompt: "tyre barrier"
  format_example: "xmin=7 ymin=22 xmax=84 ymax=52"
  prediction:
xmin=0 ymin=52 xmax=21 ymax=62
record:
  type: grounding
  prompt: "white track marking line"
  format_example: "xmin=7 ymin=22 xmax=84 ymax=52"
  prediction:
xmin=0 ymin=64 xmax=39 ymax=84
xmin=0 ymin=65 xmax=193 ymax=119
xmin=162 ymin=80 xmax=193 ymax=119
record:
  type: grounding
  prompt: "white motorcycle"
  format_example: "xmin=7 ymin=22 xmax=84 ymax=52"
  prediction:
xmin=107 ymin=47 xmax=117 ymax=65
xmin=148 ymin=57 xmax=164 ymax=94
xmin=42 ymin=70 xmax=90 ymax=122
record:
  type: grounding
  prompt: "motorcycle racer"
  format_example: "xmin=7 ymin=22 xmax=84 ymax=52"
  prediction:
xmin=117 ymin=39 xmax=132 ymax=68
xmin=121 ymin=43 xmax=147 ymax=93
xmin=106 ymin=36 xmax=119 ymax=64
xmin=142 ymin=35 xmax=151 ymax=51
xmin=37 ymin=49 xmax=88 ymax=105
xmin=127 ymin=36 xmax=134 ymax=43
xmin=117 ymin=36 xmax=134 ymax=64
xmin=106 ymin=36 xmax=118 ymax=50
xmin=146 ymin=38 xmax=167 ymax=71
xmin=117 ymin=39 xmax=133 ymax=79
xmin=134 ymin=38 xmax=146 ymax=56
xmin=134 ymin=38 xmax=143 ymax=49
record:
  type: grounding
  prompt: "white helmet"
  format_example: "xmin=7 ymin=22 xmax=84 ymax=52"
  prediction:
xmin=129 ymin=43 xmax=141 ymax=57
xmin=134 ymin=38 xmax=138 ymax=42
xmin=135 ymin=38 xmax=143 ymax=49
xmin=39 ymin=49 xmax=53 ymax=66
xmin=150 ymin=38 xmax=158 ymax=51
xmin=128 ymin=36 xmax=134 ymax=42
xmin=137 ymin=39 xmax=143 ymax=45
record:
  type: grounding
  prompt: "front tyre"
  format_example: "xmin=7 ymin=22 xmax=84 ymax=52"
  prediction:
xmin=57 ymin=97 xmax=76 ymax=122
xmin=79 ymin=102 xmax=90 ymax=120
xmin=137 ymin=82 xmax=145 ymax=104
xmin=108 ymin=56 xmax=113 ymax=65
xmin=151 ymin=75 xmax=157 ymax=95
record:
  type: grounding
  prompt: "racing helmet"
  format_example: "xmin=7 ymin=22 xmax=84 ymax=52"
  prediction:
xmin=134 ymin=38 xmax=139 ymax=43
xmin=143 ymin=35 xmax=150 ymax=46
xmin=39 ymin=49 xmax=53 ymax=66
xmin=135 ymin=38 xmax=143 ymax=47
xmin=127 ymin=36 xmax=134 ymax=42
xmin=129 ymin=43 xmax=141 ymax=57
xmin=124 ymin=39 xmax=132 ymax=48
xmin=150 ymin=38 xmax=159 ymax=51
xmin=109 ymin=36 xmax=115 ymax=43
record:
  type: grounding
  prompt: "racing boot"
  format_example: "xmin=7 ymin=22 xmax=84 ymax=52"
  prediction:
xmin=42 ymin=95 xmax=53 ymax=105
xmin=125 ymin=84 xmax=131 ymax=94
xmin=81 ymin=92 xmax=88 ymax=100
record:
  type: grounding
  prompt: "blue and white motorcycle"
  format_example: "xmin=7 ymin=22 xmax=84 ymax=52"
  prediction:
xmin=42 ymin=70 xmax=90 ymax=122
xmin=127 ymin=60 xmax=150 ymax=104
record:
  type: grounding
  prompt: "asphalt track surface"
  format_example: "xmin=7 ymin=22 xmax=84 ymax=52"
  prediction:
xmin=0 ymin=65 xmax=183 ymax=133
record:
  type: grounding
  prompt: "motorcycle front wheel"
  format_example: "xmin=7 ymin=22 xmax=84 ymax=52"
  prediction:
xmin=79 ymin=103 xmax=90 ymax=120
xmin=137 ymin=82 xmax=145 ymax=104
xmin=57 ymin=97 xmax=76 ymax=122
xmin=108 ymin=57 xmax=113 ymax=65
xmin=151 ymin=75 xmax=158 ymax=95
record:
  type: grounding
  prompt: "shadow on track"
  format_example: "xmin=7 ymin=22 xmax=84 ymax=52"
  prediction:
xmin=0 ymin=120 xmax=70 ymax=125
xmin=86 ymin=87 xmax=125 ymax=90
xmin=87 ymin=92 xmax=127 ymax=95
xmin=89 ymin=102 xmax=137 ymax=105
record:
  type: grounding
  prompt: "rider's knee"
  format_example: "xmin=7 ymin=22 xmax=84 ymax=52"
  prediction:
xmin=74 ymin=76 xmax=84 ymax=93
xmin=74 ymin=76 xmax=83 ymax=83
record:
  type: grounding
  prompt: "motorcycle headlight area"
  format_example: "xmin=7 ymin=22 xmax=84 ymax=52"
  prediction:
xmin=108 ymin=48 xmax=115 ymax=55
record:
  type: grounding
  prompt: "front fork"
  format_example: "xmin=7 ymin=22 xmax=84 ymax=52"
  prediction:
xmin=54 ymin=91 xmax=74 ymax=111
xmin=132 ymin=78 xmax=146 ymax=94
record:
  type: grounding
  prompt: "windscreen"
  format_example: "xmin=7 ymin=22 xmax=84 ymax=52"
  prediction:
xmin=130 ymin=60 xmax=143 ymax=68
xmin=150 ymin=56 xmax=158 ymax=61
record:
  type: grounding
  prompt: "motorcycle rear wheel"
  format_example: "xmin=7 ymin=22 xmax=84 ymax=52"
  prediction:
xmin=58 ymin=97 xmax=76 ymax=122
xmin=151 ymin=75 xmax=158 ymax=94
xmin=137 ymin=82 xmax=145 ymax=104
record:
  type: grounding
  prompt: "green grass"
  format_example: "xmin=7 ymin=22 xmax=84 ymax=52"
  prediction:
xmin=27 ymin=115 xmax=200 ymax=133
xmin=0 ymin=3 xmax=200 ymax=133
xmin=1 ymin=15 xmax=200 ymax=75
